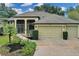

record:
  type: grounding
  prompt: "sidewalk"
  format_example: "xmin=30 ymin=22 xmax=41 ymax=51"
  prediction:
xmin=16 ymin=34 xmax=28 ymax=40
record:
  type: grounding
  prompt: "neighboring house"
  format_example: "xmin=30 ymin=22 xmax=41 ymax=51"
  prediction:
xmin=13 ymin=11 xmax=79 ymax=40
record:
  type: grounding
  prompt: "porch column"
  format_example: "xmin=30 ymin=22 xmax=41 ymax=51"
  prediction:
xmin=78 ymin=25 xmax=79 ymax=38
xmin=25 ymin=19 xmax=27 ymax=34
xmin=15 ymin=19 xmax=17 ymax=33
xmin=15 ymin=19 xmax=17 ymax=29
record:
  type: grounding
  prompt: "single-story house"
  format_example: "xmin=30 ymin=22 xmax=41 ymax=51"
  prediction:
xmin=13 ymin=11 xmax=79 ymax=40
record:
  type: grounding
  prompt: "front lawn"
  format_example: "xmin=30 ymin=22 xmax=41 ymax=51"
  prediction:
xmin=0 ymin=35 xmax=9 ymax=45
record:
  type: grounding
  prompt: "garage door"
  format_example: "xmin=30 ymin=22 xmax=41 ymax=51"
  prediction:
xmin=67 ymin=26 xmax=78 ymax=39
xmin=38 ymin=26 xmax=62 ymax=40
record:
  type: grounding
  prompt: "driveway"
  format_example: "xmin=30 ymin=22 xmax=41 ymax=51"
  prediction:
xmin=34 ymin=38 xmax=79 ymax=56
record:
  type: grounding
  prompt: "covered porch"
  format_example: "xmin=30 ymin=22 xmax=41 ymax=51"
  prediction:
xmin=14 ymin=18 xmax=36 ymax=36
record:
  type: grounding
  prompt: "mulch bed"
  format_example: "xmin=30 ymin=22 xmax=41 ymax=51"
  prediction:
xmin=0 ymin=43 xmax=24 ymax=56
xmin=7 ymin=43 xmax=24 ymax=52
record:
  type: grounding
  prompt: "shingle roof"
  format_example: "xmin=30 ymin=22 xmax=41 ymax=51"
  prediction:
xmin=13 ymin=11 xmax=53 ymax=18
xmin=35 ymin=14 xmax=79 ymax=24
xmin=14 ymin=11 xmax=79 ymax=24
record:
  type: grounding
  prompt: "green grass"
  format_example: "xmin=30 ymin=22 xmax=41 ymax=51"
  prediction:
xmin=0 ymin=35 xmax=9 ymax=45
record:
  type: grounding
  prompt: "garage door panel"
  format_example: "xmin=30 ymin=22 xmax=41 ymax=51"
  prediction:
xmin=38 ymin=26 xmax=62 ymax=40
xmin=67 ymin=26 xmax=77 ymax=39
xmin=38 ymin=25 xmax=78 ymax=40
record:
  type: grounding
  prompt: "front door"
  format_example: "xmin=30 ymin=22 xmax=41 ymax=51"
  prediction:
xmin=17 ymin=20 xmax=25 ymax=33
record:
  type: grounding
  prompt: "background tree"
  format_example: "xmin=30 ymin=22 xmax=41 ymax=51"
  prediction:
xmin=0 ymin=3 xmax=17 ymax=18
xmin=75 ymin=6 xmax=79 ymax=13
xmin=67 ymin=6 xmax=79 ymax=20
xmin=34 ymin=4 xmax=65 ymax=16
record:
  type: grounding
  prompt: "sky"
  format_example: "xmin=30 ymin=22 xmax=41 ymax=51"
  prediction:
xmin=5 ymin=3 xmax=79 ymax=14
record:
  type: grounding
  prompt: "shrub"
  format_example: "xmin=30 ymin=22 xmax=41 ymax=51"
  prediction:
xmin=12 ymin=36 xmax=21 ymax=44
xmin=21 ymin=40 xmax=36 ymax=56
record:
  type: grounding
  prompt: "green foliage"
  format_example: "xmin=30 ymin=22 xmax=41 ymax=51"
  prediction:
xmin=3 ymin=22 xmax=16 ymax=35
xmin=67 ymin=5 xmax=79 ymax=20
xmin=34 ymin=4 xmax=65 ymax=16
xmin=76 ymin=6 xmax=79 ymax=13
xmin=7 ymin=9 xmax=17 ymax=18
xmin=68 ymin=10 xmax=79 ymax=20
xmin=0 ymin=3 xmax=17 ymax=18
xmin=3 ymin=23 xmax=9 ymax=34
xmin=3 ymin=21 xmax=16 ymax=43
xmin=21 ymin=40 xmax=36 ymax=56
xmin=0 ymin=35 xmax=9 ymax=45
xmin=0 ymin=35 xmax=36 ymax=56
xmin=11 ymin=36 xmax=21 ymax=44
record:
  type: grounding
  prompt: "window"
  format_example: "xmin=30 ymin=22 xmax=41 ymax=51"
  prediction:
xmin=27 ymin=20 xmax=35 ymax=31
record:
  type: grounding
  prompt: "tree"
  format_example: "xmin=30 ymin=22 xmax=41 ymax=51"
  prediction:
xmin=68 ymin=10 xmax=79 ymax=20
xmin=34 ymin=4 xmax=65 ymax=16
xmin=75 ymin=6 xmax=79 ymax=12
xmin=7 ymin=7 xmax=17 ymax=18
xmin=3 ymin=20 xmax=17 ymax=43
xmin=0 ymin=3 xmax=17 ymax=18
xmin=67 ymin=6 xmax=79 ymax=20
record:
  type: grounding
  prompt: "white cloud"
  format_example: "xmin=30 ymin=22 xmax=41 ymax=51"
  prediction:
xmin=61 ymin=7 xmax=66 ymax=11
xmin=28 ymin=8 xmax=34 ymax=12
xmin=73 ymin=6 xmax=76 ymax=9
xmin=21 ymin=3 xmax=33 ymax=6
xmin=5 ymin=3 xmax=14 ymax=7
xmin=25 ymin=8 xmax=34 ymax=12
xmin=12 ymin=8 xmax=23 ymax=14
xmin=35 ymin=3 xmax=44 ymax=6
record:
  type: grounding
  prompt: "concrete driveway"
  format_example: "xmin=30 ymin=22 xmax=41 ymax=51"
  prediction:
xmin=34 ymin=38 xmax=79 ymax=56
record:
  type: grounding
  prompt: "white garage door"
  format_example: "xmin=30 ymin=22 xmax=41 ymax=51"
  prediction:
xmin=38 ymin=26 xmax=62 ymax=40
xmin=67 ymin=26 xmax=78 ymax=39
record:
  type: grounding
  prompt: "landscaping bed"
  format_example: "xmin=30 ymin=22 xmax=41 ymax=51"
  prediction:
xmin=0 ymin=35 xmax=36 ymax=56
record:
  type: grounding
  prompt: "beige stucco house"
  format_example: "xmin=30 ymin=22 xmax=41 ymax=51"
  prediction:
xmin=13 ymin=11 xmax=79 ymax=40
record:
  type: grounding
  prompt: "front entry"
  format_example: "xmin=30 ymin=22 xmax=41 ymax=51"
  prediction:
xmin=27 ymin=20 xmax=35 ymax=35
xmin=17 ymin=20 xmax=25 ymax=33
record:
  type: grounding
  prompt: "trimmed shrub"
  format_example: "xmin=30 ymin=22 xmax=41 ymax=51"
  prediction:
xmin=21 ymin=40 xmax=36 ymax=56
xmin=12 ymin=36 xmax=21 ymax=44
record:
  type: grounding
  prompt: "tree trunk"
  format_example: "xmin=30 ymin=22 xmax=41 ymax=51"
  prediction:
xmin=9 ymin=33 xmax=11 ymax=43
